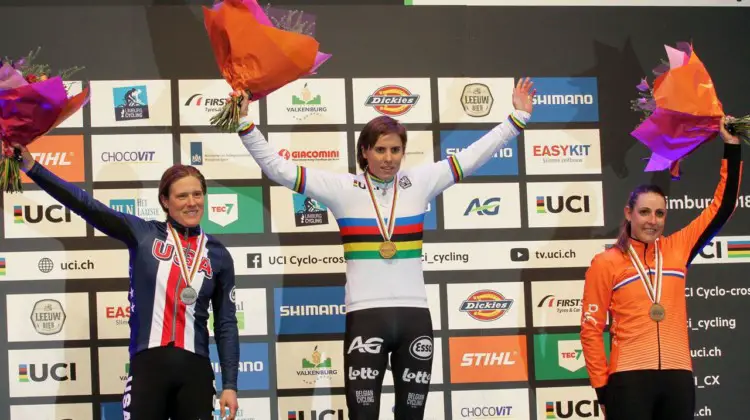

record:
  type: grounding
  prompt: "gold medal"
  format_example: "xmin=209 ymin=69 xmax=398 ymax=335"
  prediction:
xmin=379 ymin=241 xmax=397 ymax=259
xmin=649 ymin=303 xmax=665 ymax=322
xmin=363 ymin=170 xmax=400 ymax=260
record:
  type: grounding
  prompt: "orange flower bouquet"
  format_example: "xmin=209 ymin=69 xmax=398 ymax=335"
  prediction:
xmin=0 ymin=47 xmax=88 ymax=193
xmin=203 ymin=0 xmax=332 ymax=132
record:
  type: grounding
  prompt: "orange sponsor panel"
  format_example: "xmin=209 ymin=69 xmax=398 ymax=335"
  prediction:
xmin=449 ymin=335 xmax=528 ymax=383
xmin=21 ymin=135 xmax=85 ymax=183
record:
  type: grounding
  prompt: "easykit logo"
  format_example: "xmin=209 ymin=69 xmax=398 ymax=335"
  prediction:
xmin=524 ymin=129 xmax=602 ymax=176
xmin=365 ymin=85 xmax=420 ymax=116
xmin=534 ymin=333 xmax=610 ymax=380
xmin=529 ymin=77 xmax=599 ymax=122
xmin=202 ymin=186 xmax=264 ymax=234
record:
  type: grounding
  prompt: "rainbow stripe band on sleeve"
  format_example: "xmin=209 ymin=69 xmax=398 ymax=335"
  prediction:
xmin=293 ymin=167 xmax=307 ymax=194
xmin=238 ymin=122 xmax=255 ymax=136
xmin=508 ymin=113 xmax=526 ymax=131
xmin=448 ymin=155 xmax=464 ymax=183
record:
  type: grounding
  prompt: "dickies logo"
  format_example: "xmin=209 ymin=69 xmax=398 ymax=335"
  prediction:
xmin=365 ymin=85 xmax=420 ymax=116
xmin=459 ymin=290 xmax=514 ymax=322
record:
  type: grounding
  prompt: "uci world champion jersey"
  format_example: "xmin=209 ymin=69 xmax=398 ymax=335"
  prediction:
xmin=237 ymin=110 xmax=529 ymax=312
xmin=24 ymin=163 xmax=240 ymax=391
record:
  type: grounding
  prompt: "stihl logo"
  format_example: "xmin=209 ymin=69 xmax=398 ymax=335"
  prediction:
xmin=32 ymin=152 xmax=72 ymax=166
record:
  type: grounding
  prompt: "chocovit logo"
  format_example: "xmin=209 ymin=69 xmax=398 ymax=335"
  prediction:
xmin=364 ymin=85 xmax=420 ymax=117
xmin=459 ymin=290 xmax=514 ymax=321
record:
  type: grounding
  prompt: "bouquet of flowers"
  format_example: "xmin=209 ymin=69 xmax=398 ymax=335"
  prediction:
xmin=0 ymin=47 xmax=89 ymax=193
xmin=630 ymin=41 xmax=750 ymax=179
xmin=203 ymin=0 xmax=332 ymax=132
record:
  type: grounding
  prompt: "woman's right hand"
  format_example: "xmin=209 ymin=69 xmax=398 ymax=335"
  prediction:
xmin=11 ymin=143 xmax=35 ymax=173
xmin=235 ymin=90 xmax=250 ymax=118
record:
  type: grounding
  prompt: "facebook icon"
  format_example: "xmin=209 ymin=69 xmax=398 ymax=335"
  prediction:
xmin=247 ymin=253 xmax=262 ymax=268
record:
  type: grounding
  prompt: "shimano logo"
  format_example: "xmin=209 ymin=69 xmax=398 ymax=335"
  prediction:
xmin=533 ymin=94 xmax=594 ymax=105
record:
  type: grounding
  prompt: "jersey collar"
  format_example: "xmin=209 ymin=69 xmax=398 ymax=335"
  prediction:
xmin=167 ymin=216 xmax=202 ymax=238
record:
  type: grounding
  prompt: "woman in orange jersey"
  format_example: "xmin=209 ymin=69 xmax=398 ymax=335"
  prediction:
xmin=580 ymin=118 xmax=742 ymax=420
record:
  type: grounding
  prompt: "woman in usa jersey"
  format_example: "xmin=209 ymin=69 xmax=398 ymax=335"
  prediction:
xmin=234 ymin=78 xmax=535 ymax=419
xmin=14 ymin=146 xmax=240 ymax=420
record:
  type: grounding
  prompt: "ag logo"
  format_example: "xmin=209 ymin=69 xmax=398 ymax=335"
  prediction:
xmin=30 ymin=299 xmax=66 ymax=335
xmin=365 ymin=85 xmax=420 ymax=117
xmin=409 ymin=336 xmax=433 ymax=360
xmin=558 ymin=339 xmax=585 ymax=372
xmin=461 ymin=83 xmax=493 ymax=117
xmin=347 ymin=336 xmax=384 ymax=354
xmin=207 ymin=193 xmax=238 ymax=227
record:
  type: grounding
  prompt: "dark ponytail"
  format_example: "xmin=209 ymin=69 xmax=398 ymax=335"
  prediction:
xmin=613 ymin=184 xmax=666 ymax=252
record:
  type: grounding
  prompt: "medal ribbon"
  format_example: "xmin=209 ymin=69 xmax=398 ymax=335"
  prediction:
xmin=627 ymin=239 xmax=663 ymax=304
xmin=168 ymin=223 xmax=206 ymax=288
xmin=363 ymin=171 xmax=399 ymax=242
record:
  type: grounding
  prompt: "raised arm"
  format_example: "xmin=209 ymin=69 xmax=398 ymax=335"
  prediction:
xmin=410 ymin=78 xmax=534 ymax=201
xmin=17 ymin=144 xmax=145 ymax=245
xmin=212 ymin=246 xmax=239 ymax=392
xmin=236 ymin=116 xmax=348 ymax=208
xmin=580 ymin=253 xmax=614 ymax=405
xmin=673 ymin=125 xmax=742 ymax=265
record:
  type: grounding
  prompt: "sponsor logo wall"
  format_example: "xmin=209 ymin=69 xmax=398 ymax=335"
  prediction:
xmin=0 ymin=12 xmax=746 ymax=418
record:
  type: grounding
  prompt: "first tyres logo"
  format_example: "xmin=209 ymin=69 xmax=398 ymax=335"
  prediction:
xmin=530 ymin=77 xmax=599 ymax=122
xmin=274 ymin=286 xmax=346 ymax=335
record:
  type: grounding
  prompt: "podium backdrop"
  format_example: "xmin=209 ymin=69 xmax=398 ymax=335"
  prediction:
xmin=1 ymin=1 xmax=749 ymax=419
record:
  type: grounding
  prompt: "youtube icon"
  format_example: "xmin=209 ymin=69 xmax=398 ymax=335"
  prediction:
xmin=510 ymin=248 xmax=529 ymax=262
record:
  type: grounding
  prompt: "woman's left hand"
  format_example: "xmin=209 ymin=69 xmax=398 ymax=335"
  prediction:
xmin=720 ymin=116 xmax=741 ymax=145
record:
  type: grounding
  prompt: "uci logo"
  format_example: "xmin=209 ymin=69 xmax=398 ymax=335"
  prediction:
xmin=409 ymin=336 xmax=433 ymax=360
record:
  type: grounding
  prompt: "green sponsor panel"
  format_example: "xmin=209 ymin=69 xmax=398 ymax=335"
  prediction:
xmin=534 ymin=332 xmax=610 ymax=380
xmin=201 ymin=186 xmax=264 ymax=234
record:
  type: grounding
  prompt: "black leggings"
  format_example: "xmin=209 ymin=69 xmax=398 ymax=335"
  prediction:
xmin=344 ymin=307 xmax=434 ymax=420
xmin=604 ymin=369 xmax=695 ymax=420
xmin=122 ymin=344 xmax=216 ymax=419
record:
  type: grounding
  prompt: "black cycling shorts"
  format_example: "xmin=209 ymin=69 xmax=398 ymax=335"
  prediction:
xmin=122 ymin=344 xmax=216 ymax=420
xmin=343 ymin=306 xmax=434 ymax=420
xmin=604 ymin=369 xmax=695 ymax=420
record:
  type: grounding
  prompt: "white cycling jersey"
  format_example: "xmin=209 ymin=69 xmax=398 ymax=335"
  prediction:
xmin=237 ymin=110 xmax=529 ymax=312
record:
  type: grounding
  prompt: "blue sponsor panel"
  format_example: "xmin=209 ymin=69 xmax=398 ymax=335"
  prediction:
xmin=209 ymin=342 xmax=269 ymax=392
xmin=440 ymin=131 xmax=519 ymax=176
xmin=424 ymin=198 xmax=437 ymax=230
xmin=529 ymin=77 xmax=599 ymax=122
xmin=274 ymin=286 xmax=346 ymax=335
xmin=101 ymin=402 xmax=123 ymax=419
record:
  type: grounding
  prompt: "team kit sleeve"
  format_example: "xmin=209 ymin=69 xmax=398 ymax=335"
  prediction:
xmin=671 ymin=143 xmax=743 ymax=265
xmin=409 ymin=110 xmax=529 ymax=201
xmin=237 ymin=116 xmax=349 ymax=208
xmin=579 ymin=253 xmax=615 ymax=404
xmin=23 ymin=161 xmax=146 ymax=246
xmin=212 ymin=247 xmax=240 ymax=391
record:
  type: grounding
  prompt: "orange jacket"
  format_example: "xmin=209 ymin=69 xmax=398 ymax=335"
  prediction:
xmin=581 ymin=143 xmax=742 ymax=394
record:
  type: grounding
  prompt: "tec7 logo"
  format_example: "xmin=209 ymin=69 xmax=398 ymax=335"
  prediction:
xmin=365 ymin=85 xmax=420 ymax=117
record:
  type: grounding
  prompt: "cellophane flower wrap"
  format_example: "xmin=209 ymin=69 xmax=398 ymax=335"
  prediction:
xmin=0 ymin=47 xmax=88 ymax=193
xmin=630 ymin=41 xmax=750 ymax=180
xmin=203 ymin=0 xmax=332 ymax=132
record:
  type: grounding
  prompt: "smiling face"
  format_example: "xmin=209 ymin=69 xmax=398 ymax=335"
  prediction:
xmin=361 ymin=133 xmax=404 ymax=181
xmin=625 ymin=191 xmax=667 ymax=243
xmin=160 ymin=175 xmax=205 ymax=227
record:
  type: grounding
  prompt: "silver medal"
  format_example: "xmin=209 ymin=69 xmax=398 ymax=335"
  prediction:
xmin=180 ymin=286 xmax=198 ymax=305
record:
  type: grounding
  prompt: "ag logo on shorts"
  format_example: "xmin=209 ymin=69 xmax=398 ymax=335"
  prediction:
xmin=409 ymin=336 xmax=433 ymax=360
xmin=207 ymin=193 xmax=238 ymax=227
xmin=365 ymin=85 xmax=420 ymax=117
xmin=348 ymin=336 xmax=384 ymax=354
xmin=461 ymin=83 xmax=493 ymax=117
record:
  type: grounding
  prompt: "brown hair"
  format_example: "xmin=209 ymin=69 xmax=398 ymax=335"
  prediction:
xmin=614 ymin=184 xmax=666 ymax=252
xmin=356 ymin=115 xmax=408 ymax=172
xmin=158 ymin=164 xmax=207 ymax=213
